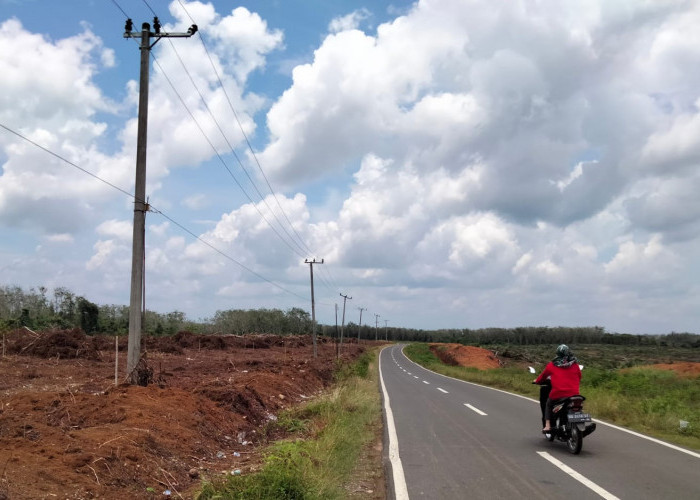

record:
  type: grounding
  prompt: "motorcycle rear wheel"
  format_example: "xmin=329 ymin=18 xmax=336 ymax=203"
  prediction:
xmin=567 ymin=426 xmax=583 ymax=454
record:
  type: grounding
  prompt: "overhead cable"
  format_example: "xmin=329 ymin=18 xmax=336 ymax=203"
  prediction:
xmin=0 ymin=122 xmax=309 ymax=303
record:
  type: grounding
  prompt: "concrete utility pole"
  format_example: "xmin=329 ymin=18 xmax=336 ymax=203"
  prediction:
xmin=124 ymin=18 xmax=197 ymax=384
xmin=357 ymin=307 xmax=366 ymax=342
xmin=384 ymin=319 xmax=389 ymax=341
xmin=334 ymin=303 xmax=339 ymax=359
xmin=305 ymin=258 xmax=324 ymax=358
xmin=339 ymin=293 xmax=351 ymax=350
xmin=375 ymin=313 xmax=380 ymax=341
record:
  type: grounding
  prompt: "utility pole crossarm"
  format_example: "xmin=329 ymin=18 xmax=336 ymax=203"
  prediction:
xmin=123 ymin=18 xmax=198 ymax=46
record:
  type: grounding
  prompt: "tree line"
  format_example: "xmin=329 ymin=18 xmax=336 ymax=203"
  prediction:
xmin=0 ymin=285 xmax=311 ymax=337
xmin=1 ymin=285 xmax=698 ymax=347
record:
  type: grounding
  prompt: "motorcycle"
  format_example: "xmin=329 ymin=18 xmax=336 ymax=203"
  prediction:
xmin=529 ymin=366 xmax=596 ymax=454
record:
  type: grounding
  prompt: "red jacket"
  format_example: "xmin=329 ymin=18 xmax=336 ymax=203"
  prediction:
xmin=534 ymin=361 xmax=581 ymax=399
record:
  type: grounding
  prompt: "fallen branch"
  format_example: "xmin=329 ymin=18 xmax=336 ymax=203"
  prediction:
xmin=160 ymin=468 xmax=183 ymax=500
xmin=86 ymin=465 xmax=100 ymax=485
xmin=98 ymin=435 xmax=125 ymax=448
xmin=92 ymin=457 xmax=112 ymax=475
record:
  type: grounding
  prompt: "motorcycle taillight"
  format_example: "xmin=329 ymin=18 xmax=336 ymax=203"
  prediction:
xmin=569 ymin=401 xmax=583 ymax=412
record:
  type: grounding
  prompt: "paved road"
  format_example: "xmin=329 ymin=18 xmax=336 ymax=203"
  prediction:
xmin=380 ymin=344 xmax=700 ymax=500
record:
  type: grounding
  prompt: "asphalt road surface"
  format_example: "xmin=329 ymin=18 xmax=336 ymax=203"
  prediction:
xmin=380 ymin=344 xmax=700 ymax=500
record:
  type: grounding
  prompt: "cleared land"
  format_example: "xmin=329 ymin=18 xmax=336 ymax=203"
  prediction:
xmin=0 ymin=329 xmax=368 ymax=499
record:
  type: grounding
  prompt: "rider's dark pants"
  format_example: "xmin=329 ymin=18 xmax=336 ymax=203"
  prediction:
xmin=539 ymin=384 xmax=550 ymax=427
xmin=544 ymin=397 xmax=568 ymax=423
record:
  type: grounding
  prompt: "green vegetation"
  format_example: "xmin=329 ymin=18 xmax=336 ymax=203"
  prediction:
xmin=0 ymin=285 xmax=310 ymax=337
xmin=196 ymin=351 xmax=381 ymax=500
xmin=4 ymin=285 xmax=700 ymax=348
xmin=404 ymin=343 xmax=700 ymax=450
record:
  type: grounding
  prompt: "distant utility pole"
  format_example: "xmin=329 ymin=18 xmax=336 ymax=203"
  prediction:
xmin=124 ymin=17 xmax=197 ymax=384
xmin=339 ymin=293 xmax=352 ymax=351
xmin=334 ymin=303 xmax=339 ymax=359
xmin=357 ymin=307 xmax=366 ymax=343
xmin=375 ymin=313 xmax=380 ymax=341
xmin=305 ymin=258 xmax=324 ymax=358
xmin=384 ymin=319 xmax=389 ymax=341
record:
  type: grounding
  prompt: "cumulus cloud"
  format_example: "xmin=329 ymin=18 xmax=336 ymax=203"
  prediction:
xmin=329 ymin=9 xmax=371 ymax=33
xmin=0 ymin=18 xmax=129 ymax=233
xmin=4 ymin=0 xmax=700 ymax=332
xmin=96 ymin=219 xmax=132 ymax=240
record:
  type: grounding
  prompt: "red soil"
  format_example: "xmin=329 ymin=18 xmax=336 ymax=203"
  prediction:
xmin=0 ymin=329 xmax=368 ymax=499
xmin=643 ymin=362 xmax=700 ymax=378
xmin=430 ymin=343 xmax=501 ymax=370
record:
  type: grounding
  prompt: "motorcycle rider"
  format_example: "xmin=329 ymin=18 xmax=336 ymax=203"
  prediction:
xmin=534 ymin=344 xmax=581 ymax=432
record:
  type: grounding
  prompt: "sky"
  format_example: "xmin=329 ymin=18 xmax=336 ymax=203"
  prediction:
xmin=1 ymin=0 xmax=700 ymax=334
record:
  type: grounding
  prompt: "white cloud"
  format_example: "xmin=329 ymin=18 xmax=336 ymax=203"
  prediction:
xmin=45 ymin=233 xmax=74 ymax=244
xmin=329 ymin=9 xmax=371 ymax=33
xmin=0 ymin=18 xmax=128 ymax=233
xmin=4 ymin=1 xmax=700 ymax=333
xmin=604 ymin=235 xmax=673 ymax=280
xmin=182 ymin=193 xmax=209 ymax=210
xmin=86 ymin=239 xmax=117 ymax=270
xmin=96 ymin=219 xmax=132 ymax=241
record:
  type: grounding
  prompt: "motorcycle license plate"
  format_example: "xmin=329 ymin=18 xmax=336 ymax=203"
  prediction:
xmin=568 ymin=412 xmax=591 ymax=422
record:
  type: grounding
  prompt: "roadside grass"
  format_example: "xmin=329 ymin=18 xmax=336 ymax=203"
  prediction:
xmin=403 ymin=343 xmax=700 ymax=451
xmin=195 ymin=350 xmax=382 ymax=499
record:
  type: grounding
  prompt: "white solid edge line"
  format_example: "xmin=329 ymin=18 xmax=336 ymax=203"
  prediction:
xmin=464 ymin=403 xmax=487 ymax=416
xmin=399 ymin=345 xmax=700 ymax=459
xmin=537 ymin=451 xmax=620 ymax=500
xmin=437 ymin=387 xmax=448 ymax=394
xmin=591 ymin=420 xmax=700 ymax=459
xmin=380 ymin=346 xmax=410 ymax=500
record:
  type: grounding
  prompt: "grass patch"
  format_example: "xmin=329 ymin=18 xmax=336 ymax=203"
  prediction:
xmin=196 ymin=349 xmax=382 ymax=499
xmin=403 ymin=343 xmax=700 ymax=450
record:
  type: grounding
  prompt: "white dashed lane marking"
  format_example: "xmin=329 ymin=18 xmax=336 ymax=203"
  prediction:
xmin=464 ymin=403 xmax=487 ymax=416
xmin=538 ymin=452 xmax=620 ymax=500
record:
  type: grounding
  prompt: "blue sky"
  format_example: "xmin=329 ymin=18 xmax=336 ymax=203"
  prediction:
xmin=2 ymin=0 xmax=700 ymax=334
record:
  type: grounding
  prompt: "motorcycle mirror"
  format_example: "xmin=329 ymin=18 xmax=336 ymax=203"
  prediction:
xmin=528 ymin=366 xmax=536 ymax=374
xmin=579 ymin=364 xmax=584 ymax=370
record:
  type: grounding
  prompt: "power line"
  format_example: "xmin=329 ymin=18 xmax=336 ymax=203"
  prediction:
xmin=110 ymin=0 xmax=348 ymax=307
xmin=119 ymin=0 xmax=347 ymax=301
xmin=0 ymin=122 xmax=310 ymax=303
xmin=111 ymin=0 xmax=306 ymax=260
xmin=150 ymin=54 xmax=307 ymax=259
xmin=110 ymin=0 xmax=130 ymax=19
xmin=174 ymin=0 xmax=316 ymax=258
xmin=0 ymin=123 xmax=133 ymax=199
xmin=162 ymin=39 xmax=308 ymax=257
xmin=140 ymin=0 xmax=157 ymax=17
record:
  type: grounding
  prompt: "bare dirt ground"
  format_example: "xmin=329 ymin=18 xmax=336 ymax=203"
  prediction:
xmin=432 ymin=344 xmax=700 ymax=377
xmin=0 ymin=329 xmax=372 ymax=500
xmin=635 ymin=362 xmax=700 ymax=378
xmin=429 ymin=344 xmax=501 ymax=369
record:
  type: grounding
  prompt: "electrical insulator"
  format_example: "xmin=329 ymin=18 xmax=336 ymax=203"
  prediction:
xmin=153 ymin=17 xmax=161 ymax=34
xmin=187 ymin=24 xmax=198 ymax=35
xmin=125 ymin=18 xmax=133 ymax=32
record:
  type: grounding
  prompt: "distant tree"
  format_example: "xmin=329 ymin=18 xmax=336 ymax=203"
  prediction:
xmin=77 ymin=297 xmax=99 ymax=334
